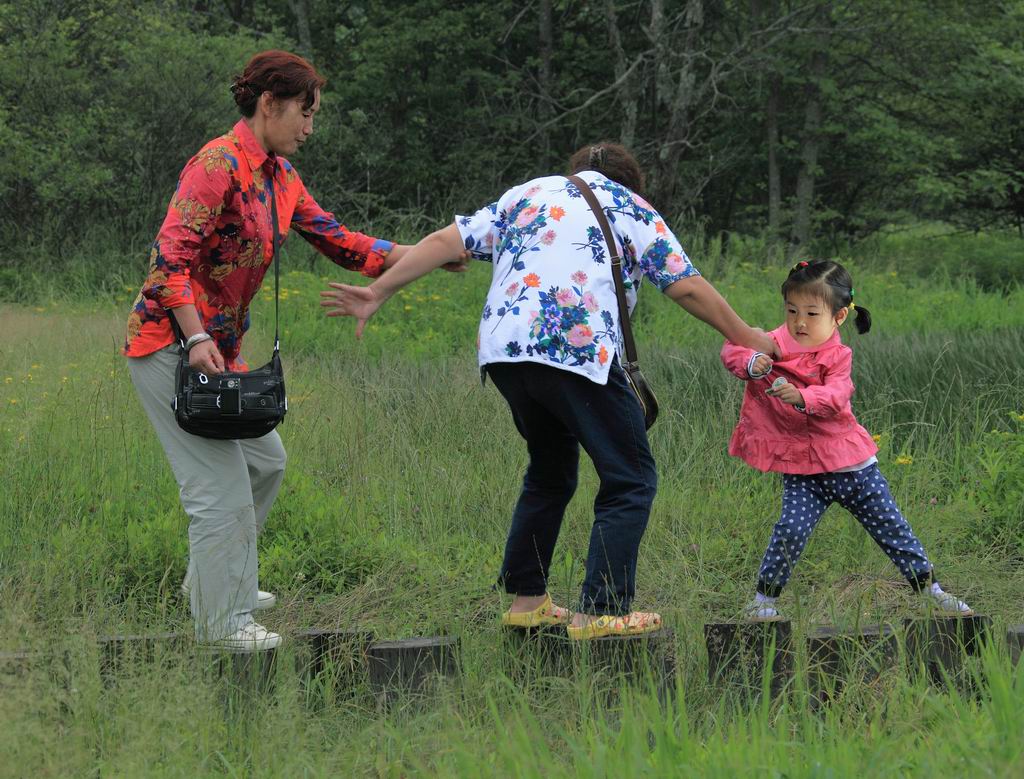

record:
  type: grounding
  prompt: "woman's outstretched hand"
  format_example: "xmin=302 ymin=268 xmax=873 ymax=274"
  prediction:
xmin=319 ymin=283 xmax=387 ymax=338
xmin=322 ymin=224 xmax=466 ymax=335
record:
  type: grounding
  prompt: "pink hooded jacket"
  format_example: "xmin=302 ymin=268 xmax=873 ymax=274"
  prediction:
xmin=721 ymin=324 xmax=878 ymax=475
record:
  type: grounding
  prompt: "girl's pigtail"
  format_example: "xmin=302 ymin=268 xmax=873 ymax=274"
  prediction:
xmin=852 ymin=304 xmax=871 ymax=334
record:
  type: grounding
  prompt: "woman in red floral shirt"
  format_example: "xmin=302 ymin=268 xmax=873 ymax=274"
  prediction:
xmin=125 ymin=50 xmax=406 ymax=651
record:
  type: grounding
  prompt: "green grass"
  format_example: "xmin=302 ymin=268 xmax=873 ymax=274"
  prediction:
xmin=1 ymin=243 xmax=1023 ymax=777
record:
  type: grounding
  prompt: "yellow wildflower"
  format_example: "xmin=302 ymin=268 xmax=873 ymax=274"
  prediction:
xmin=8 ymin=399 xmax=17 ymax=405
xmin=872 ymin=434 xmax=882 ymax=443
xmin=894 ymin=455 xmax=913 ymax=465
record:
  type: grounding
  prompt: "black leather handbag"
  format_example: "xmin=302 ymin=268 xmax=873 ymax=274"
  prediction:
xmin=171 ymin=170 xmax=288 ymax=440
xmin=568 ymin=174 xmax=659 ymax=429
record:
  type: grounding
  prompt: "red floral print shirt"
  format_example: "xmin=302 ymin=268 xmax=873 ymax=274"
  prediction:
xmin=124 ymin=119 xmax=393 ymax=368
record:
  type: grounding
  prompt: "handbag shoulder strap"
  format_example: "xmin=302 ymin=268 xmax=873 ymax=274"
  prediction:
xmin=267 ymin=161 xmax=282 ymax=354
xmin=567 ymin=174 xmax=638 ymax=366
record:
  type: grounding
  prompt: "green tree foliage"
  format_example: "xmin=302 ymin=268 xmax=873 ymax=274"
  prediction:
xmin=0 ymin=0 xmax=1020 ymax=267
xmin=0 ymin=0 xmax=276 ymax=247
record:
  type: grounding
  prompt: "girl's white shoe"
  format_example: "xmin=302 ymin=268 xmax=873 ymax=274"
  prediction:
xmin=925 ymin=589 xmax=974 ymax=616
xmin=743 ymin=599 xmax=783 ymax=622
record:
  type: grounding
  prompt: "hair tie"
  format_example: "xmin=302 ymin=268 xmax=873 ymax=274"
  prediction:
xmin=849 ymin=302 xmax=856 ymax=311
xmin=849 ymin=287 xmax=855 ymax=299
xmin=230 ymin=79 xmax=254 ymax=97
xmin=793 ymin=260 xmax=809 ymax=270
xmin=588 ymin=146 xmax=605 ymax=169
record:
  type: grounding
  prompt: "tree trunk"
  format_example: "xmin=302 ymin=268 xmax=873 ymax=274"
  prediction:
xmin=648 ymin=0 xmax=668 ymax=133
xmin=221 ymin=0 xmax=250 ymax=24
xmin=287 ymin=0 xmax=315 ymax=63
xmin=605 ymin=0 xmax=638 ymax=148
xmin=789 ymin=15 xmax=830 ymax=255
xmin=538 ymin=0 xmax=553 ymax=163
xmin=651 ymin=0 xmax=703 ymax=207
xmin=767 ymin=74 xmax=782 ymax=240
xmin=752 ymin=0 xmax=782 ymax=246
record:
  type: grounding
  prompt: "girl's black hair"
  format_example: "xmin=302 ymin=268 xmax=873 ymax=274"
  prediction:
xmin=782 ymin=260 xmax=872 ymax=334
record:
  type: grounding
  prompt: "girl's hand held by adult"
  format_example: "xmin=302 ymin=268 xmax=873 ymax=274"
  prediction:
xmin=751 ymin=353 xmax=774 ymax=376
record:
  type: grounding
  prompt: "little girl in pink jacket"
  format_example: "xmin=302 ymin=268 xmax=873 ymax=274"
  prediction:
xmin=721 ymin=260 xmax=972 ymax=621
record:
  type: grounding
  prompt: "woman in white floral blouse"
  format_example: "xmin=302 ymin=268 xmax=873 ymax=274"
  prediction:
xmin=321 ymin=143 xmax=778 ymax=640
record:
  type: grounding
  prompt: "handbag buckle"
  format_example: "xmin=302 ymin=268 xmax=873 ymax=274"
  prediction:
xmin=218 ymin=377 xmax=242 ymax=415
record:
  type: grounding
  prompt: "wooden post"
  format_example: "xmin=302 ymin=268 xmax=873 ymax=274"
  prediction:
xmin=502 ymin=626 xmax=572 ymax=678
xmin=904 ymin=616 xmax=992 ymax=689
xmin=1 ymin=649 xmax=73 ymax=717
xmin=0 ymin=650 xmax=44 ymax=690
xmin=705 ymin=621 xmax=794 ymax=699
xmin=295 ymin=628 xmax=374 ymax=705
xmin=580 ymin=628 xmax=677 ymax=702
xmin=200 ymin=647 xmax=278 ymax=701
xmin=807 ymin=624 xmax=897 ymax=707
xmin=97 ymin=632 xmax=186 ymax=682
xmin=367 ymin=637 xmax=460 ymax=708
xmin=1006 ymin=625 xmax=1024 ymax=667
xmin=0 ymin=650 xmax=40 ymax=673
xmin=504 ymin=627 xmax=676 ymax=705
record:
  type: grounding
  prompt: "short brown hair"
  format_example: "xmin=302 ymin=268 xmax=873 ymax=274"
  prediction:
xmin=230 ymin=50 xmax=326 ymax=117
xmin=568 ymin=142 xmax=645 ymax=194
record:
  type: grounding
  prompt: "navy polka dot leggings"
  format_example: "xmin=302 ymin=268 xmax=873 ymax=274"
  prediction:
xmin=757 ymin=463 xmax=933 ymax=598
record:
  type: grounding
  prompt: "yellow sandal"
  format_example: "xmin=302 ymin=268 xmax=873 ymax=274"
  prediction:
xmin=567 ymin=611 xmax=662 ymax=641
xmin=501 ymin=594 xmax=570 ymax=628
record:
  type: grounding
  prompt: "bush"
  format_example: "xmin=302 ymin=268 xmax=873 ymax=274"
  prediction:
xmin=969 ymin=413 xmax=1024 ymax=553
xmin=854 ymin=226 xmax=1024 ymax=291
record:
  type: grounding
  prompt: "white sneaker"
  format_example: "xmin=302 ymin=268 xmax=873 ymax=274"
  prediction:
xmin=181 ymin=580 xmax=277 ymax=610
xmin=209 ymin=622 xmax=282 ymax=652
xmin=743 ymin=599 xmax=783 ymax=622
xmin=925 ymin=590 xmax=974 ymax=616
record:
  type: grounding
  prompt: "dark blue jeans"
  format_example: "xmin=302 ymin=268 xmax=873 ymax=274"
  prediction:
xmin=486 ymin=360 xmax=657 ymax=616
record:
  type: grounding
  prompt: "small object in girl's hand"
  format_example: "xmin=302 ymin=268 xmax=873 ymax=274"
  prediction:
xmin=766 ymin=376 xmax=788 ymax=397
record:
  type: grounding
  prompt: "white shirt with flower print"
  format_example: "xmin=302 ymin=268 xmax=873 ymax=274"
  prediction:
xmin=455 ymin=170 xmax=700 ymax=385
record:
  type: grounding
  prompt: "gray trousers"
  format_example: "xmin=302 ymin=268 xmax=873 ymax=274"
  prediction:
xmin=128 ymin=345 xmax=286 ymax=640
